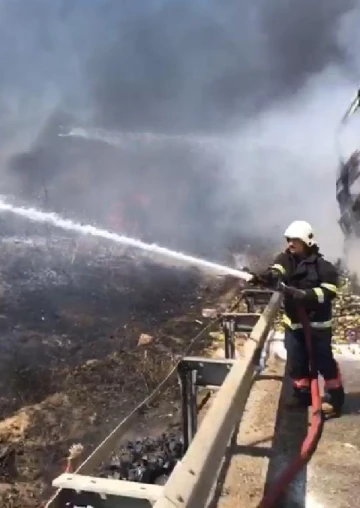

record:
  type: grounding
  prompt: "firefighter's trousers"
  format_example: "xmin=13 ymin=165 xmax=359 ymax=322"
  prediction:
xmin=284 ymin=327 xmax=344 ymax=408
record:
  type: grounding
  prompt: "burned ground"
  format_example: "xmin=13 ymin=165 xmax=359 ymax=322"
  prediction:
xmin=0 ymin=229 xmax=237 ymax=507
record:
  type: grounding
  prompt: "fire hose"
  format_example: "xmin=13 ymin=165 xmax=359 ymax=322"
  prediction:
xmin=256 ymin=300 xmax=324 ymax=508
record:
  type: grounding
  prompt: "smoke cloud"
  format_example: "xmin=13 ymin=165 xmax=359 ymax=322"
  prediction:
xmin=0 ymin=0 xmax=359 ymax=259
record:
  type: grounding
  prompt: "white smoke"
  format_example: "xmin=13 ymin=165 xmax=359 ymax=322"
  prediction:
xmin=0 ymin=1 xmax=360 ymax=260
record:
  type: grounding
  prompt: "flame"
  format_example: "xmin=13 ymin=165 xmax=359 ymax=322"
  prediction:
xmin=108 ymin=194 xmax=151 ymax=236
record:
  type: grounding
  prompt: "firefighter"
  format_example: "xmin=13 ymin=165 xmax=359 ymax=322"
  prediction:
xmin=253 ymin=220 xmax=345 ymax=417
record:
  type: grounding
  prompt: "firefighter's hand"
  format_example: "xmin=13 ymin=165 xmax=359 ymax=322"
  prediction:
xmin=248 ymin=273 xmax=268 ymax=286
xmin=247 ymin=273 xmax=260 ymax=285
xmin=280 ymin=283 xmax=306 ymax=300
xmin=250 ymin=271 xmax=280 ymax=289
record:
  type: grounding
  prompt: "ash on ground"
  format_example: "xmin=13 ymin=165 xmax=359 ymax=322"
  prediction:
xmin=0 ymin=225 xmax=239 ymax=508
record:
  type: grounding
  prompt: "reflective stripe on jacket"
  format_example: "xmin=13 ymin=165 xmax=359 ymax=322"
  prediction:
xmin=267 ymin=250 xmax=338 ymax=327
xmin=283 ymin=314 xmax=332 ymax=330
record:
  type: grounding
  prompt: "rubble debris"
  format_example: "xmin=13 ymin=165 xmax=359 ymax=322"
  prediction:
xmin=332 ymin=273 xmax=360 ymax=345
xmin=209 ymin=331 xmax=223 ymax=340
xmin=101 ymin=433 xmax=183 ymax=484
xmin=202 ymin=308 xmax=217 ymax=318
xmin=0 ymin=411 xmax=30 ymax=442
xmin=0 ymin=445 xmax=17 ymax=480
xmin=137 ymin=333 xmax=154 ymax=347
xmin=274 ymin=270 xmax=360 ymax=350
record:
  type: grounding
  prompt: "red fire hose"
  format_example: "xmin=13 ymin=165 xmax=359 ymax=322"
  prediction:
xmin=257 ymin=304 xmax=324 ymax=508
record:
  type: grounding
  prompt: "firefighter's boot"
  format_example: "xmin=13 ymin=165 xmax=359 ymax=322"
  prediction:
xmin=322 ymin=387 xmax=345 ymax=418
xmin=285 ymin=388 xmax=311 ymax=410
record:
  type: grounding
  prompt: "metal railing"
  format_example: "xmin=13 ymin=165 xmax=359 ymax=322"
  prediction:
xmin=47 ymin=289 xmax=282 ymax=508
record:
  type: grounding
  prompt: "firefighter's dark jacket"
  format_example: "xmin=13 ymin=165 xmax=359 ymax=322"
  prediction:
xmin=263 ymin=250 xmax=338 ymax=329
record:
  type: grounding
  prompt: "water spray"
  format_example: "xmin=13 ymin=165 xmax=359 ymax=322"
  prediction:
xmin=0 ymin=198 xmax=253 ymax=281
xmin=58 ymin=126 xmax=229 ymax=151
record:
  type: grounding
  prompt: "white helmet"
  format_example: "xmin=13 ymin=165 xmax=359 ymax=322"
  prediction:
xmin=284 ymin=220 xmax=316 ymax=247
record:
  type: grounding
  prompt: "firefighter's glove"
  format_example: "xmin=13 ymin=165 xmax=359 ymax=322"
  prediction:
xmin=248 ymin=273 xmax=261 ymax=286
xmin=280 ymin=283 xmax=306 ymax=300
xmin=249 ymin=272 xmax=280 ymax=289
xmin=248 ymin=273 xmax=268 ymax=287
xmin=259 ymin=271 xmax=281 ymax=290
